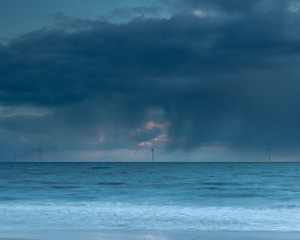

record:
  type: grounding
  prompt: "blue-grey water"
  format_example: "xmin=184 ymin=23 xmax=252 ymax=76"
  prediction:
xmin=1 ymin=162 xmax=300 ymax=234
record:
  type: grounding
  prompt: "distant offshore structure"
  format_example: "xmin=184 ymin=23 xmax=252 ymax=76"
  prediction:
xmin=12 ymin=149 xmax=42 ymax=162
xmin=38 ymin=148 xmax=42 ymax=162
xmin=152 ymin=148 xmax=154 ymax=162
xmin=268 ymin=148 xmax=271 ymax=162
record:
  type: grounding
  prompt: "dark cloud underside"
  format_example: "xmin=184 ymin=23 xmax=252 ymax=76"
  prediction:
xmin=0 ymin=0 xmax=300 ymax=160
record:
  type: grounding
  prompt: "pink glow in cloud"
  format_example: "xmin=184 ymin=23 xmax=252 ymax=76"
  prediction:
xmin=138 ymin=141 xmax=153 ymax=147
xmin=145 ymin=121 xmax=170 ymax=130
xmin=154 ymin=134 xmax=171 ymax=142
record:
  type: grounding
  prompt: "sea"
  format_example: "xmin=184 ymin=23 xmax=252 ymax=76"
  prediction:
xmin=1 ymin=162 xmax=300 ymax=240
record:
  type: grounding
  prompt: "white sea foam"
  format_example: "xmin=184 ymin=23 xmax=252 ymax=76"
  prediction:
xmin=1 ymin=202 xmax=300 ymax=231
xmin=2 ymin=162 xmax=300 ymax=237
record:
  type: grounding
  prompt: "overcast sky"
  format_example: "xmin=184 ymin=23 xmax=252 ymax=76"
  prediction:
xmin=1 ymin=0 xmax=300 ymax=162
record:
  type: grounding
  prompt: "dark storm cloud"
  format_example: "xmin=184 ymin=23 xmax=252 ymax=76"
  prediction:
xmin=1 ymin=0 xmax=300 ymax=157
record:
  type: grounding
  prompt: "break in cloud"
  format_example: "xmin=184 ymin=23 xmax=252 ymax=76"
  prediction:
xmin=0 ymin=0 xmax=300 ymax=161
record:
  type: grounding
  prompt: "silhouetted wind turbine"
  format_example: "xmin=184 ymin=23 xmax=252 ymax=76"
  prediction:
xmin=38 ymin=148 xmax=42 ymax=162
xmin=152 ymin=148 xmax=154 ymax=162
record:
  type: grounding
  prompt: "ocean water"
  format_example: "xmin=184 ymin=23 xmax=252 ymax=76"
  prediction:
xmin=1 ymin=162 xmax=300 ymax=239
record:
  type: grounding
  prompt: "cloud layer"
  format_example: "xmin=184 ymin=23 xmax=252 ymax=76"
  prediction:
xmin=1 ymin=0 xmax=300 ymax=161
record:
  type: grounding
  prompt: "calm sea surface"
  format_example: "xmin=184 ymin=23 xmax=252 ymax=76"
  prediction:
xmin=1 ymin=162 xmax=300 ymax=232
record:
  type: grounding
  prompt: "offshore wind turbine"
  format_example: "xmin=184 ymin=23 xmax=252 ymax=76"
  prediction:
xmin=38 ymin=148 xmax=42 ymax=162
xmin=152 ymin=148 xmax=154 ymax=163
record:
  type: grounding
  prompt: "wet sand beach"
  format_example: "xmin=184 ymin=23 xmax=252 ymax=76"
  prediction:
xmin=2 ymin=230 xmax=300 ymax=240
xmin=0 ymin=239 xmax=30 ymax=240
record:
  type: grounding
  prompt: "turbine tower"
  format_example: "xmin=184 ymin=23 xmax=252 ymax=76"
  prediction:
xmin=152 ymin=148 xmax=154 ymax=163
xmin=38 ymin=148 xmax=42 ymax=162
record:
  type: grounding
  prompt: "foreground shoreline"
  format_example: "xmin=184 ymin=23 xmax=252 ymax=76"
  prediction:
xmin=2 ymin=230 xmax=300 ymax=240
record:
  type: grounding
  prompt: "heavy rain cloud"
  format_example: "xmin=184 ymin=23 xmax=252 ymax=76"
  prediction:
xmin=0 ymin=0 xmax=300 ymax=161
